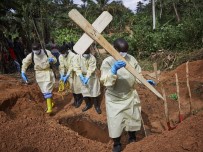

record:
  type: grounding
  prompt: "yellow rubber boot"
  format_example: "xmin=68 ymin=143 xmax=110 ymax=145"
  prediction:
xmin=52 ymin=100 xmax=55 ymax=108
xmin=46 ymin=98 xmax=52 ymax=113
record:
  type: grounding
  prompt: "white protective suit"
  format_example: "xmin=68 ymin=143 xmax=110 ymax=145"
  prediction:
xmin=74 ymin=54 xmax=100 ymax=97
xmin=58 ymin=50 xmax=78 ymax=92
xmin=22 ymin=49 xmax=57 ymax=94
xmin=100 ymin=54 xmax=142 ymax=138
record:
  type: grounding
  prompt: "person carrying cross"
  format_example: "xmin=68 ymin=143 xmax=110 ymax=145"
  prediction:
xmin=100 ymin=38 xmax=155 ymax=152
xmin=21 ymin=42 xmax=57 ymax=114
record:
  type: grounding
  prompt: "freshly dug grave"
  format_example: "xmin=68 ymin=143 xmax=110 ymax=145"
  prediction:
xmin=0 ymin=60 xmax=203 ymax=152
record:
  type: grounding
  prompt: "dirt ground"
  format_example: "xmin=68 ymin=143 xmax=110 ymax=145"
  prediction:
xmin=0 ymin=60 xmax=203 ymax=152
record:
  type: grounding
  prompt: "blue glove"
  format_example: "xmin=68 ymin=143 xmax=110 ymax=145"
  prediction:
xmin=21 ymin=71 xmax=28 ymax=83
xmin=63 ymin=74 xmax=70 ymax=83
xmin=84 ymin=77 xmax=90 ymax=85
xmin=43 ymin=93 xmax=52 ymax=99
xmin=79 ymin=74 xmax=86 ymax=85
xmin=48 ymin=57 xmax=54 ymax=63
xmin=111 ymin=60 xmax=126 ymax=75
xmin=147 ymin=79 xmax=156 ymax=86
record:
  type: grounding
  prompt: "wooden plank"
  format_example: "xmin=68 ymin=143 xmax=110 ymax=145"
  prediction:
xmin=153 ymin=62 xmax=158 ymax=82
xmin=73 ymin=11 xmax=112 ymax=54
xmin=161 ymin=87 xmax=169 ymax=123
xmin=68 ymin=9 xmax=164 ymax=100
xmin=186 ymin=61 xmax=192 ymax=113
xmin=161 ymin=86 xmax=176 ymax=130
xmin=175 ymin=73 xmax=183 ymax=122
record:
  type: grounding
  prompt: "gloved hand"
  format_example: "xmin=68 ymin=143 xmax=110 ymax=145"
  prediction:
xmin=111 ymin=60 xmax=126 ymax=75
xmin=63 ymin=74 xmax=70 ymax=83
xmin=84 ymin=77 xmax=90 ymax=85
xmin=79 ymin=74 xmax=86 ymax=85
xmin=21 ymin=71 xmax=28 ymax=83
xmin=147 ymin=79 xmax=156 ymax=86
xmin=48 ymin=57 xmax=54 ymax=63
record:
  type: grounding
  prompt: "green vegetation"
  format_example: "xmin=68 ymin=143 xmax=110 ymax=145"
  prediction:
xmin=0 ymin=0 xmax=202 ymax=56
xmin=168 ymin=93 xmax=178 ymax=101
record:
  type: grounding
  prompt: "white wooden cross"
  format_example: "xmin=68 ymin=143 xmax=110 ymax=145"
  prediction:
xmin=73 ymin=11 xmax=112 ymax=54
xmin=69 ymin=9 xmax=164 ymax=100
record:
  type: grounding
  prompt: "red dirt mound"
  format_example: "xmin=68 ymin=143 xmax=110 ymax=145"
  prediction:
xmin=125 ymin=111 xmax=203 ymax=152
xmin=0 ymin=60 xmax=202 ymax=152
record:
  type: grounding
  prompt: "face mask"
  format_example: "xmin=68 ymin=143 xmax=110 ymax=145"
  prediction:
xmin=82 ymin=54 xmax=90 ymax=59
xmin=120 ymin=52 xmax=127 ymax=57
xmin=33 ymin=50 xmax=41 ymax=55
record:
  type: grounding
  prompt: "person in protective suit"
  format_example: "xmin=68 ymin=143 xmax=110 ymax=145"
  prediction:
xmin=21 ymin=42 xmax=57 ymax=114
xmin=100 ymin=38 xmax=155 ymax=152
xmin=58 ymin=44 xmax=83 ymax=108
xmin=74 ymin=46 xmax=102 ymax=114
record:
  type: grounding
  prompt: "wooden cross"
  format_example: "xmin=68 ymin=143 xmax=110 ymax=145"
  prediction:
xmin=69 ymin=9 xmax=164 ymax=100
xmin=73 ymin=11 xmax=112 ymax=54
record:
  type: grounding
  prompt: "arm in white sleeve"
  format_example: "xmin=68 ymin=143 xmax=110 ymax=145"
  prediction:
xmin=66 ymin=54 xmax=75 ymax=76
xmin=21 ymin=53 xmax=32 ymax=73
xmin=100 ymin=59 xmax=117 ymax=87
xmin=86 ymin=56 xmax=96 ymax=78
xmin=73 ymin=55 xmax=82 ymax=76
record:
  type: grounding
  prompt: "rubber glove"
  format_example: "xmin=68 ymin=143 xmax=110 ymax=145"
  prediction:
xmin=111 ymin=60 xmax=126 ymax=75
xmin=147 ymin=79 xmax=156 ymax=86
xmin=79 ymin=74 xmax=86 ymax=85
xmin=84 ymin=77 xmax=90 ymax=85
xmin=48 ymin=57 xmax=54 ymax=63
xmin=21 ymin=71 xmax=28 ymax=83
xmin=63 ymin=74 xmax=70 ymax=83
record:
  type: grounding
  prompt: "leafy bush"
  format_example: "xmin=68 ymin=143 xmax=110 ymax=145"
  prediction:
xmin=51 ymin=28 xmax=81 ymax=44
xmin=168 ymin=93 xmax=178 ymax=101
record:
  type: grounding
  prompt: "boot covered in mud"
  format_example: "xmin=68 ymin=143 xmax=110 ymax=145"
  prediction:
xmin=75 ymin=93 xmax=83 ymax=108
xmin=128 ymin=131 xmax=136 ymax=143
xmin=112 ymin=137 xmax=121 ymax=152
xmin=93 ymin=97 xmax=101 ymax=114
xmin=46 ymin=98 xmax=53 ymax=114
xmin=82 ymin=97 xmax=92 ymax=112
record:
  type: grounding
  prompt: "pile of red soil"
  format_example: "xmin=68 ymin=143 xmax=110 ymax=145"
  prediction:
xmin=0 ymin=60 xmax=203 ymax=152
xmin=125 ymin=111 xmax=203 ymax=152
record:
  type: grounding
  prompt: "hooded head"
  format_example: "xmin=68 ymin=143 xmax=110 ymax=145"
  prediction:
xmin=32 ymin=42 xmax=41 ymax=55
xmin=68 ymin=41 xmax=77 ymax=54
xmin=59 ymin=45 xmax=69 ymax=57
xmin=82 ymin=46 xmax=91 ymax=59
xmin=113 ymin=38 xmax=128 ymax=57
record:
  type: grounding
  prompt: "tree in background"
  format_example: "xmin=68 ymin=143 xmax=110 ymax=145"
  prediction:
xmin=0 ymin=0 xmax=202 ymax=58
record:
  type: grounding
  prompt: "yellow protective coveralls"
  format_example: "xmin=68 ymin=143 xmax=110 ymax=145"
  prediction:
xmin=100 ymin=54 xmax=142 ymax=138
xmin=74 ymin=54 xmax=100 ymax=97
xmin=22 ymin=49 xmax=57 ymax=113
